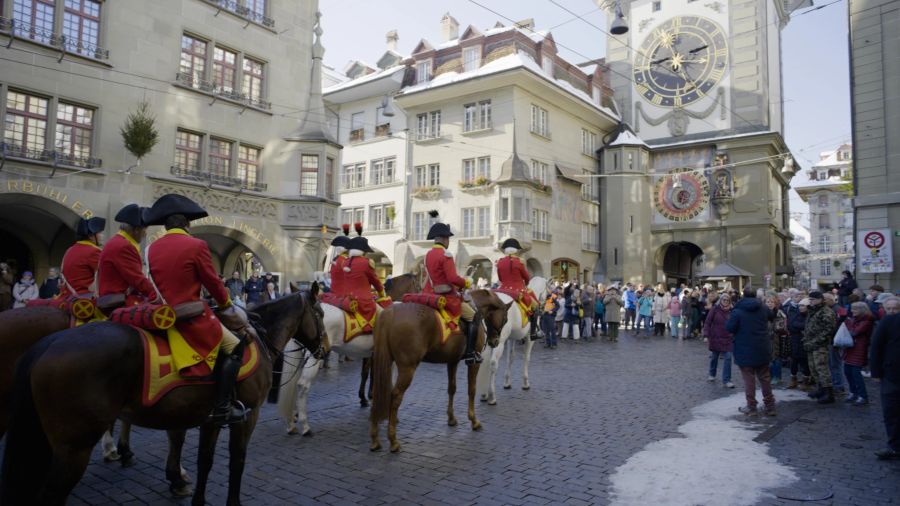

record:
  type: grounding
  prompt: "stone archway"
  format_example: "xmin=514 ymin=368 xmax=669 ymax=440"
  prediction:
xmin=0 ymin=193 xmax=85 ymax=279
xmin=187 ymin=225 xmax=278 ymax=280
xmin=526 ymin=257 xmax=544 ymax=277
xmin=656 ymin=242 xmax=704 ymax=286
xmin=466 ymin=255 xmax=493 ymax=288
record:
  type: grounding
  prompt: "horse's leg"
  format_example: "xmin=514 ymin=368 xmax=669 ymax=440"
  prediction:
xmin=388 ymin=365 xmax=417 ymax=453
xmin=101 ymin=423 xmax=120 ymax=462
xmin=446 ymin=362 xmax=458 ymax=427
xmin=225 ymin=409 xmax=259 ymax=506
xmin=487 ymin=339 xmax=504 ymax=405
xmin=293 ymin=359 xmax=320 ymax=437
xmin=165 ymin=429 xmax=193 ymax=497
xmin=359 ymin=357 xmax=371 ymax=407
xmin=39 ymin=446 xmax=94 ymax=505
xmin=503 ymin=337 xmax=516 ymax=390
xmin=368 ymin=355 xmax=374 ymax=400
xmin=116 ymin=421 xmax=135 ymax=467
xmin=522 ymin=335 xmax=535 ymax=390
xmin=467 ymin=361 xmax=483 ymax=431
xmin=191 ymin=422 xmax=221 ymax=506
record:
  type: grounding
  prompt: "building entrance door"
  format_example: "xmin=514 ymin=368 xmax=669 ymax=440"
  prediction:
xmin=660 ymin=242 xmax=704 ymax=287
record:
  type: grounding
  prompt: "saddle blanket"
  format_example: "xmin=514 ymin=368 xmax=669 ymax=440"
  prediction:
xmin=140 ymin=327 xmax=260 ymax=407
xmin=401 ymin=294 xmax=460 ymax=345
xmin=495 ymin=288 xmax=534 ymax=324
xmin=322 ymin=293 xmax=380 ymax=343
xmin=26 ymin=296 xmax=106 ymax=326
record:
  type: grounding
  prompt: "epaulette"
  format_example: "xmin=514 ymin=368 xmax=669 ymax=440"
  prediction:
xmin=444 ymin=249 xmax=453 ymax=258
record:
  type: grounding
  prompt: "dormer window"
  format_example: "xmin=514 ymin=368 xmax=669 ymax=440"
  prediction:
xmin=542 ymin=55 xmax=553 ymax=77
xmin=817 ymin=170 xmax=827 ymax=180
xmin=463 ymin=46 xmax=480 ymax=72
xmin=416 ymin=61 xmax=431 ymax=84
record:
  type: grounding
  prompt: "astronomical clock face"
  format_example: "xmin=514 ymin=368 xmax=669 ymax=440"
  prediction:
xmin=654 ymin=170 xmax=710 ymax=222
xmin=633 ymin=15 xmax=729 ymax=108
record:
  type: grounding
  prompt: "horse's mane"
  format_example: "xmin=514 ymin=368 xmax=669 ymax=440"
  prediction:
xmin=469 ymin=289 xmax=505 ymax=311
xmin=250 ymin=291 xmax=305 ymax=319
xmin=384 ymin=273 xmax=415 ymax=291
xmin=245 ymin=292 xmax=308 ymax=353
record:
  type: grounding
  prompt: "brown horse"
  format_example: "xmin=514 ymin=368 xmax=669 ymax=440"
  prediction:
xmin=1 ymin=285 xmax=328 ymax=506
xmin=369 ymin=289 xmax=511 ymax=452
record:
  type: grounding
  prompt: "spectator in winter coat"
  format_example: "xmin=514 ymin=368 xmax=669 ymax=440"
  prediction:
xmin=843 ymin=302 xmax=874 ymax=405
xmin=804 ymin=291 xmax=838 ymax=404
xmin=561 ymin=284 xmax=580 ymax=339
xmin=870 ymin=313 xmax=900 ymax=460
xmin=786 ymin=296 xmax=811 ymax=389
xmin=603 ymin=287 xmax=623 ymax=342
xmin=668 ymin=291 xmax=682 ymax=338
xmin=637 ymin=289 xmax=654 ymax=335
xmin=38 ymin=267 xmax=60 ymax=299
xmin=766 ymin=295 xmax=790 ymax=385
xmin=727 ymin=288 xmax=776 ymax=416
xmin=542 ymin=291 xmax=560 ymax=349
xmin=652 ymin=290 xmax=669 ymax=336
xmin=12 ymin=271 xmax=38 ymax=309
xmin=0 ymin=261 xmax=13 ymax=311
xmin=838 ymin=270 xmax=857 ymax=307
xmin=705 ymin=294 xmax=735 ymax=387
xmin=593 ymin=285 xmax=606 ymax=336
xmin=623 ymin=284 xmax=637 ymax=330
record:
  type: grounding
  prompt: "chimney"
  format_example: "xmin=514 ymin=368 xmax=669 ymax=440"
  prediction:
xmin=386 ymin=30 xmax=399 ymax=52
xmin=440 ymin=12 xmax=459 ymax=42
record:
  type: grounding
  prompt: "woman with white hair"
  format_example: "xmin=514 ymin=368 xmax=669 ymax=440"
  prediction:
xmin=843 ymin=302 xmax=874 ymax=405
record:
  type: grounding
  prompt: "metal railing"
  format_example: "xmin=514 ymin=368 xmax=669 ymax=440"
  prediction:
xmin=202 ymin=0 xmax=275 ymax=28
xmin=170 ymin=164 xmax=267 ymax=192
xmin=175 ymin=72 xmax=272 ymax=110
xmin=1 ymin=142 xmax=101 ymax=168
xmin=1 ymin=18 xmax=109 ymax=59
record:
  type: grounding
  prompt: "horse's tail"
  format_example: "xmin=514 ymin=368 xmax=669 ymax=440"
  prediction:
xmin=276 ymin=339 xmax=304 ymax=427
xmin=1 ymin=338 xmax=54 ymax=504
xmin=475 ymin=341 xmax=492 ymax=397
xmin=370 ymin=307 xmax=395 ymax=423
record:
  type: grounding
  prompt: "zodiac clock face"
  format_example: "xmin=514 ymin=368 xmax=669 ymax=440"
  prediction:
xmin=654 ymin=170 xmax=710 ymax=222
xmin=633 ymin=15 xmax=729 ymax=108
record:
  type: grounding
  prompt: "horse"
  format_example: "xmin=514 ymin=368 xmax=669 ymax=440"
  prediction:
xmin=1 ymin=285 xmax=328 ymax=506
xmin=475 ymin=276 xmax=549 ymax=405
xmin=368 ymin=290 xmax=511 ymax=453
xmin=277 ymin=273 xmax=420 ymax=436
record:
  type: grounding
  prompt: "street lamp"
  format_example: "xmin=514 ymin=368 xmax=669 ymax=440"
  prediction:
xmin=610 ymin=0 xmax=629 ymax=35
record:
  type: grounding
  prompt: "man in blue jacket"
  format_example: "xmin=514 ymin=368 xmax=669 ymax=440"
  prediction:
xmin=727 ymin=287 xmax=776 ymax=416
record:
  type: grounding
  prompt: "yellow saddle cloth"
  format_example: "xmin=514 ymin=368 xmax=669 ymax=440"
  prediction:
xmin=434 ymin=309 xmax=460 ymax=345
xmin=140 ymin=328 xmax=260 ymax=407
xmin=514 ymin=300 xmax=529 ymax=327
xmin=342 ymin=310 xmax=377 ymax=343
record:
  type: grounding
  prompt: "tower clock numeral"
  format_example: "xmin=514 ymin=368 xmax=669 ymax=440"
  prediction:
xmin=651 ymin=95 xmax=663 ymax=105
xmin=715 ymin=48 xmax=727 ymax=57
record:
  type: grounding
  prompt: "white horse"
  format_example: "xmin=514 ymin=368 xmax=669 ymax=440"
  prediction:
xmin=476 ymin=276 xmax=548 ymax=405
xmin=277 ymin=302 xmax=375 ymax=435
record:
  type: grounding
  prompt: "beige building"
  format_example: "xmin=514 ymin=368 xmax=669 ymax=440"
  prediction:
xmin=598 ymin=0 xmax=808 ymax=289
xmin=0 ymin=0 xmax=340 ymax=285
xmin=849 ymin=0 xmax=899 ymax=289
xmin=329 ymin=15 xmax=619 ymax=284
xmin=794 ymin=143 xmax=855 ymax=288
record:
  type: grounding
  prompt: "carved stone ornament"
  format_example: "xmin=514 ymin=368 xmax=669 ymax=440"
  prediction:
xmin=634 ymin=87 xmax=726 ymax=136
xmin=152 ymin=184 xmax=277 ymax=219
xmin=286 ymin=204 xmax=322 ymax=222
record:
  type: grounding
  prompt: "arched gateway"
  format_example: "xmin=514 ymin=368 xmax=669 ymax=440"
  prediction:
xmin=657 ymin=242 xmax=704 ymax=287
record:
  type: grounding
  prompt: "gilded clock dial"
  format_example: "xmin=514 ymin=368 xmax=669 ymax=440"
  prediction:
xmin=654 ymin=170 xmax=710 ymax=222
xmin=634 ymin=15 xmax=729 ymax=108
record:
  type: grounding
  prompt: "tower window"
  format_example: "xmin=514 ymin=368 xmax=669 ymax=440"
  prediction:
xmin=652 ymin=1 xmax=662 ymax=12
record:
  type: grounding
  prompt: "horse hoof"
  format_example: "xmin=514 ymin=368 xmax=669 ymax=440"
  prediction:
xmin=287 ymin=427 xmax=299 ymax=436
xmin=120 ymin=455 xmax=135 ymax=468
xmin=170 ymin=484 xmax=193 ymax=498
xmin=181 ymin=468 xmax=193 ymax=484
xmin=488 ymin=399 xmax=497 ymax=406
xmin=480 ymin=395 xmax=487 ymax=402
xmin=103 ymin=450 xmax=121 ymax=462
xmin=472 ymin=421 xmax=483 ymax=431
xmin=448 ymin=418 xmax=458 ymax=427
xmin=302 ymin=429 xmax=314 ymax=438
xmin=390 ymin=442 xmax=401 ymax=453
xmin=522 ymin=384 xmax=531 ymax=391
xmin=370 ymin=442 xmax=382 ymax=452
xmin=503 ymin=384 xmax=512 ymax=390
xmin=360 ymin=399 xmax=369 ymax=408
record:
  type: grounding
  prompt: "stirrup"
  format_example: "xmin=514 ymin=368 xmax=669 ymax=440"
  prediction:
xmin=464 ymin=351 xmax=483 ymax=364
xmin=208 ymin=400 xmax=249 ymax=427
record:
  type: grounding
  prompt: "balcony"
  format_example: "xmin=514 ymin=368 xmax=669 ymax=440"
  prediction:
xmin=415 ymin=132 xmax=442 ymax=143
xmin=174 ymin=72 xmax=272 ymax=111
xmin=1 ymin=142 xmax=102 ymax=169
xmin=170 ymin=165 xmax=267 ymax=192
xmin=200 ymin=0 xmax=275 ymax=28
xmin=375 ymin=123 xmax=391 ymax=138
xmin=349 ymin=128 xmax=365 ymax=143
xmin=458 ymin=177 xmax=492 ymax=193
xmin=0 ymin=17 xmax=110 ymax=60
xmin=411 ymin=186 xmax=441 ymax=200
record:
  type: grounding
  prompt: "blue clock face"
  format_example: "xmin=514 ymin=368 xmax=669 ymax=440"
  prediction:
xmin=633 ymin=15 xmax=729 ymax=108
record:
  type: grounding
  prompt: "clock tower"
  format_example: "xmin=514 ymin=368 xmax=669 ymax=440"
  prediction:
xmin=597 ymin=0 xmax=808 ymax=289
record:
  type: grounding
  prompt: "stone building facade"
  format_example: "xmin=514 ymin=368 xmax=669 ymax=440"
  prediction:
xmin=0 ymin=0 xmax=340 ymax=285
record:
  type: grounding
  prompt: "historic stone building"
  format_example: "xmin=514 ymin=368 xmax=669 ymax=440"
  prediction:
xmin=849 ymin=0 xmax=899 ymax=290
xmin=0 ymin=0 xmax=340 ymax=285
xmin=598 ymin=0 xmax=808 ymax=289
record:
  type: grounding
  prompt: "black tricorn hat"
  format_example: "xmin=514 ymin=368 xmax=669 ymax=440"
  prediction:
xmin=331 ymin=235 xmax=352 ymax=248
xmin=427 ymin=222 xmax=453 ymax=240
xmin=501 ymin=238 xmax=523 ymax=250
xmin=349 ymin=236 xmax=373 ymax=253
xmin=76 ymin=216 xmax=106 ymax=237
xmin=114 ymin=203 xmax=150 ymax=228
xmin=145 ymin=194 xmax=208 ymax=226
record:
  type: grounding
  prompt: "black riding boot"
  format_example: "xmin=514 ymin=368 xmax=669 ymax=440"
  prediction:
xmin=208 ymin=342 xmax=249 ymax=427
xmin=529 ymin=312 xmax=541 ymax=341
xmin=463 ymin=320 xmax=482 ymax=364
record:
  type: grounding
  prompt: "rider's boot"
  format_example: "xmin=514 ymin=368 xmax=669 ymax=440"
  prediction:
xmin=463 ymin=319 xmax=482 ymax=365
xmin=529 ymin=311 xmax=542 ymax=341
xmin=208 ymin=342 xmax=250 ymax=427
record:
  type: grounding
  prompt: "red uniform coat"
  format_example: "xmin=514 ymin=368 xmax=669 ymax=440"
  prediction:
xmin=329 ymin=253 xmax=349 ymax=295
xmin=58 ymin=240 xmax=101 ymax=298
xmin=98 ymin=231 xmax=156 ymax=306
xmin=496 ymin=254 xmax=536 ymax=306
xmin=148 ymin=229 xmax=231 ymax=376
xmin=423 ymin=245 xmax=467 ymax=315
xmin=343 ymin=255 xmax=383 ymax=322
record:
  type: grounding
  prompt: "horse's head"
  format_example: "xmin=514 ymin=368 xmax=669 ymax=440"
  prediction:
xmin=251 ymin=281 xmax=329 ymax=360
xmin=299 ymin=281 xmax=330 ymax=359
xmin=471 ymin=290 xmax=512 ymax=348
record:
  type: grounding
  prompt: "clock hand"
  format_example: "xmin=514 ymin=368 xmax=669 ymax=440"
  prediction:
xmin=651 ymin=56 xmax=672 ymax=65
xmin=688 ymin=45 xmax=709 ymax=54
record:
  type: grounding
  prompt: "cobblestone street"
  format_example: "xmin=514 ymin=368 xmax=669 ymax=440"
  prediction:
xmin=60 ymin=330 xmax=900 ymax=505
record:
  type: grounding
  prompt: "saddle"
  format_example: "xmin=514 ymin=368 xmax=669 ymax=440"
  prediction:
xmin=321 ymin=292 xmax=378 ymax=343
xmin=26 ymin=294 xmax=102 ymax=325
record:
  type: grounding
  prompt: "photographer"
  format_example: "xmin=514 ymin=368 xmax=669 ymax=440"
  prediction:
xmin=0 ymin=261 xmax=14 ymax=311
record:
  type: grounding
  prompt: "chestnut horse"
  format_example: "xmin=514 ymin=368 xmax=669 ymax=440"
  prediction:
xmin=1 ymin=286 xmax=328 ymax=506
xmin=277 ymin=273 xmax=420 ymax=436
xmin=368 ymin=290 xmax=511 ymax=452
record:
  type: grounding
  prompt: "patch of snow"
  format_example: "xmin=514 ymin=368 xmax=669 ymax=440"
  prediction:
xmin=610 ymin=390 xmax=809 ymax=506
xmin=609 ymin=129 xmax=649 ymax=148
xmin=324 ymin=65 xmax=406 ymax=95
xmin=790 ymin=218 xmax=811 ymax=245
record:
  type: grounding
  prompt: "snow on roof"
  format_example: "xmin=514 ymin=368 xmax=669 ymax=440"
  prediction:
xmin=400 ymin=52 xmax=618 ymax=120
xmin=324 ymin=65 xmax=406 ymax=95
xmin=608 ymin=128 xmax=649 ymax=147
xmin=812 ymin=148 xmax=851 ymax=169
xmin=790 ymin=218 xmax=811 ymax=245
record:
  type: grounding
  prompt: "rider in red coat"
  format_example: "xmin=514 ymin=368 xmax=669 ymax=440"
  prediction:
xmin=496 ymin=238 xmax=540 ymax=340
xmin=344 ymin=236 xmax=385 ymax=327
xmin=329 ymin=227 xmax=351 ymax=295
xmin=422 ymin=212 xmax=478 ymax=363
xmin=98 ymin=204 xmax=157 ymax=308
xmin=145 ymin=193 xmax=246 ymax=427
xmin=58 ymin=216 xmax=106 ymax=299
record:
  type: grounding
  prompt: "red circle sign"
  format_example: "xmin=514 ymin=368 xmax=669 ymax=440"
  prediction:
xmin=864 ymin=231 xmax=885 ymax=249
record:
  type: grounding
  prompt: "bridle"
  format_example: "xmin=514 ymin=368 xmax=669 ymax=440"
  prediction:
xmin=296 ymin=291 xmax=327 ymax=361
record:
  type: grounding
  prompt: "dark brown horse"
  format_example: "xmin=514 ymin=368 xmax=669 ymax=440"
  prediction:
xmin=1 ymin=285 xmax=327 ymax=506
xmin=369 ymin=290 xmax=511 ymax=452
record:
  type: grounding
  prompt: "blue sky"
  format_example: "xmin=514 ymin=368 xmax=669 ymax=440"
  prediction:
xmin=319 ymin=0 xmax=851 ymax=226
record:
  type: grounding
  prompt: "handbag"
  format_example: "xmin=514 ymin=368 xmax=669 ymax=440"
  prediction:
xmin=833 ymin=322 xmax=854 ymax=348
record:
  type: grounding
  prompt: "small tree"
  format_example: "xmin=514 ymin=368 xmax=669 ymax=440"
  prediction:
xmin=120 ymin=101 xmax=159 ymax=163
